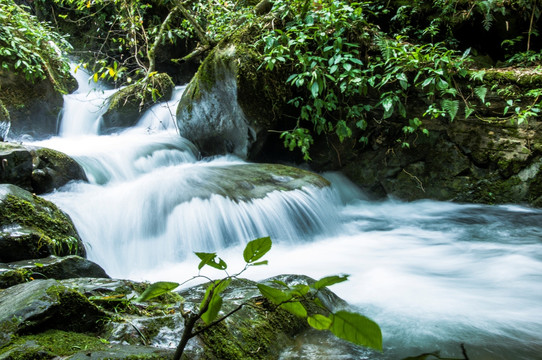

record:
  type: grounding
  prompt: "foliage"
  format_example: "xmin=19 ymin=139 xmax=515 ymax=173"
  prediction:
xmin=259 ymin=0 xmax=479 ymax=157
xmin=0 ymin=0 xmax=72 ymax=89
xmin=45 ymin=0 xmax=256 ymax=85
xmin=138 ymin=237 xmax=382 ymax=359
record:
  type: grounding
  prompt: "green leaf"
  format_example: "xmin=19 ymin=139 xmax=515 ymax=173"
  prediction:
xmin=311 ymin=81 xmax=320 ymax=98
xmin=441 ymin=99 xmax=459 ymax=122
xmin=135 ymin=281 xmax=179 ymax=302
xmin=257 ymin=283 xmax=289 ymax=304
xmin=464 ymin=106 xmax=475 ymax=119
xmin=280 ymin=301 xmax=307 ymax=318
xmin=313 ymin=275 xmax=349 ymax=290
xmin=243 ymin=236 xmax=272 ymax=263
xmin=201 ymin=293 xmax=223 ymax=324
xmin=251 ymin=260 xmax=268 ymax=266
xmin=330 ymin=311 xmax=382 ymax=351
xmin=200 ymin=279 xmax=231 ymax=324
xmin=195 ymin=252 xmax=227 ymax=270
xmin=308 ymin=314 xmax=332 ymax=330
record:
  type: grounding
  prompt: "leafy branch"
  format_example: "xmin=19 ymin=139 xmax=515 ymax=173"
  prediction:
xmin=135 ymin=236 xmax=382 ymax=359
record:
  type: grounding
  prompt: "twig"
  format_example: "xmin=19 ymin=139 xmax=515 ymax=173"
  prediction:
xmin=402 ymin=169 xmax=425 ymax=192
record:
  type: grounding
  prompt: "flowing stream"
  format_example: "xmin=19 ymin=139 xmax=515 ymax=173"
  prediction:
xmin=21 ymin=72 xmax=542 ymax=359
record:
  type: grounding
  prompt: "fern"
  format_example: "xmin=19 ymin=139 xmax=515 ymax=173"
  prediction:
xmin=441 ymin=99 xmax=460 ymax=121
xmin=474 ymin=86 xmax=488 ymax=104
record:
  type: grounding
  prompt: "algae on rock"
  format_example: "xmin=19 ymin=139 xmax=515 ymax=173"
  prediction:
xmin=0 ymin=184 xmax=86 ymax=263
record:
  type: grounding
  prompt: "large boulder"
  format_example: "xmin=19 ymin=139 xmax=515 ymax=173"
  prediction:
xmin=0 ymin=142 xmax=87 ymax=194
xmin=0 ymin=184 xmax=86 ymax=263
xmin=176 ymin=24 xmax=293 ymax=159
xmin=101 ymin=73 xmax=175 ymax=133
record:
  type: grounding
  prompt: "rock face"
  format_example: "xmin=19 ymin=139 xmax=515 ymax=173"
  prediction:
xmin=341 ymin=104 xmax=542 ymax=207
xmin=0 ymin=142 xmax=87 ymax=194
xmin=0 ymin=184 xmax=86 ymax=263
xmin=101 ymin=73 xmax=175 ymax=133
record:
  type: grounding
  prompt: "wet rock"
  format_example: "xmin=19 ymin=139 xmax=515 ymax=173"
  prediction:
xmin=0 ymin=143 xmax=33 ymax=191
xmin=0 ymin=184 xmax=85 ymax=263
xmin=177 ymin=30 xmax=292 ymax=160
xmin=175 ymin=163 xmax=330 ymax=202
xmin=0 ymin=99 xmax=10 ymax=141
xmin=101 ymin=73 xmax=175 ymax=133
xmin=0 ymin=142 xmax=87 ymax=194
xmin=0 ymin=279 xmax=105 ymax=347
xmin=0 ymin=255 xmax=108 ymax=289
xmin=30 ymin=146 xmax=88 ymax=194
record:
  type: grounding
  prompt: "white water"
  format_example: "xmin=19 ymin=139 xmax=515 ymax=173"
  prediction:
xmin=25 ymin=75 xmax=542 ymax=359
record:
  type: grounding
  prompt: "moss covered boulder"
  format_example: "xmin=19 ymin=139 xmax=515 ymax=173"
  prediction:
xmin=0 ymin=184 xmax=85 ymax=263
xmin=0 ymin=279 xmax=106 ymax=348
xmin=176 ymin=22 xmax=293 ymax=159
xmin=101 ymin=74 xmax=175 ymax=133
xmin=0 ymin=142 xmax=87 ymax=194
xmin=177 ymin=163 xmax=330 ymax=202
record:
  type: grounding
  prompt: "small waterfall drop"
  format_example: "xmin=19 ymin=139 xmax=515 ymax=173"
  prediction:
xmin=26 ymin=68 xmax=542 ymax=360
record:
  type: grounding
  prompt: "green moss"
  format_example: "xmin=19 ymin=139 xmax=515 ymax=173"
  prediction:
xmin=0 ymin=99 xmax=10 ymax=122
xmin=199 ymin=297 xmax=307 ymax=360
xmin=0 ymin=268 xmax=30 ymax=289
xmin=0 ymin=194 xmax=83 ymax=257
xmin=0 ymin=330 xmax=109 ymax=358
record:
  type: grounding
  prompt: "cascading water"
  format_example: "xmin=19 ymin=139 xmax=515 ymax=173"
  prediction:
xmin=25 ymin=70 xmax=542 ymax=359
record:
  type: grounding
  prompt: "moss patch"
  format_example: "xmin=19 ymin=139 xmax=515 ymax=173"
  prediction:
xmin=0 ymin=330 xmax=109 ymax=358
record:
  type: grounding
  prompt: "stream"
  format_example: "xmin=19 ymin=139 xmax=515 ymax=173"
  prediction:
xmin=18 ymin=69 xmax=542 ymax=359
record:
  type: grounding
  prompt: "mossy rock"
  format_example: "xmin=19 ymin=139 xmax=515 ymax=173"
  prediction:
xmin=0 ymin=279 xmax=106 ymax=348
xmin=0 ymin=330 xmax=175 ymax=360
xmin=30 ymin=146 xmax=88 ymax=194
xmin=0 ymin=142 xmax=87 ymax=194
xmin=0 ymin=69 xmax=76 ymax=140
xmin=176 ymin=19 xmax=293 ymax=159
xmin=101 ymin=74 xmax=175 ymax=133
xmin=0 ymin=184 xmax=85 ymax=263
xmin=0 ymin=255 xmax=109 ymax=289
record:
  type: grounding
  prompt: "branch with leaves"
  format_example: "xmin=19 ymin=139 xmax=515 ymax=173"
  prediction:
xmin=135 ymin=236 xmax=382 ymax=359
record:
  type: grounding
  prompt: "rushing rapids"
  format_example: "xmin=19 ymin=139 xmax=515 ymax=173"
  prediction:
xmin=16 ymin=70 xmax=542 ymax=360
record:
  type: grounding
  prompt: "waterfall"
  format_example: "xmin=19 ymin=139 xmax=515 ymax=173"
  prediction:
xmin=26 ymin=70 xmax=542 ymax=360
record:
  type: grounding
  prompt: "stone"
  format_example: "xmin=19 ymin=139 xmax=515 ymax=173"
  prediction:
xmin=0 ymin=142 xmax=87 ymax=194
xmin=0 ymin=255 xmax=109 ymax=289
xmin=0 ymin=279 xmax=105 ymax=347
xmin=0 ymin=184 xmax=86 ymax=263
